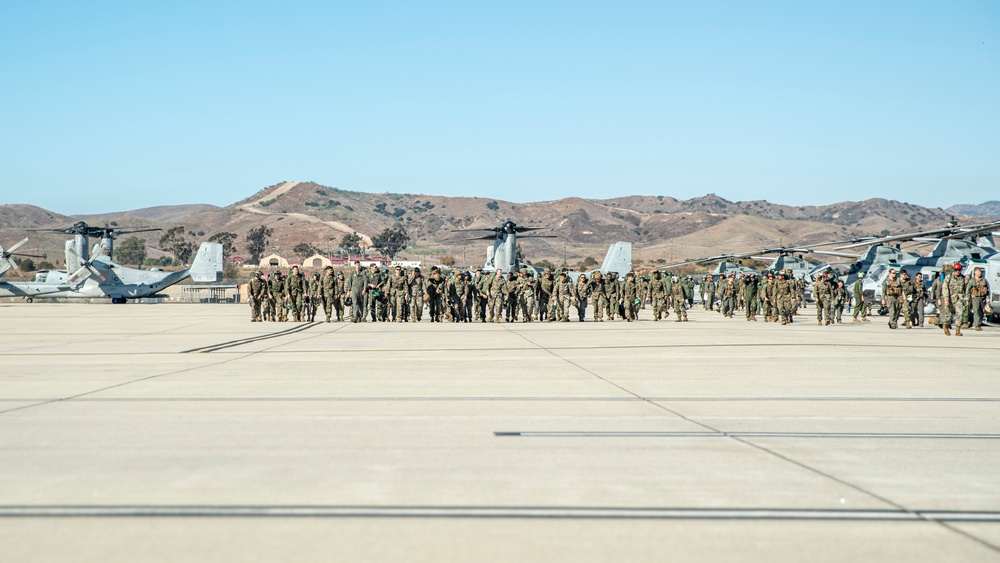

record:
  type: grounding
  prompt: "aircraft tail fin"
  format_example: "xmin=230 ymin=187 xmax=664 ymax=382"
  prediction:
xmin=190 ymin=242 xmax=224 ymax=282
xmin=600 ymin=242 xmax=632 ymax=276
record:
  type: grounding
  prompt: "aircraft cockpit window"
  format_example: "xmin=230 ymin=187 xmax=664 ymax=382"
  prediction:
xmin=33 ymin=272 xmax=47 ymax=283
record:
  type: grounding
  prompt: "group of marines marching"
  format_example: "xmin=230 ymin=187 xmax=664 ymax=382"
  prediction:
xmin=245 ymin=261 xmax=991 ymax=335
xmin=246 ymin=262 xmax=696 ymax=324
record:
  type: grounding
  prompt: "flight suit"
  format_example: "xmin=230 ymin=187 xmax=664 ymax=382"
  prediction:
xmin=285 ymin=271 xmax=306 ymax=322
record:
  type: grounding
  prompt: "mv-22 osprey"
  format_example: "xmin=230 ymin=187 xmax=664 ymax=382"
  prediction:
xmin=452 ymin=219 xmax=632 ymax=279
xmin=0 ymin=222 xmax=223 ymax=303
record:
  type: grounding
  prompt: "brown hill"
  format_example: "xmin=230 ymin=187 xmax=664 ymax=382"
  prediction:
xmin=74 ymin=204 xmax=220 ymax=223
xmin=1 ymin=184 xmax=993 ymax=271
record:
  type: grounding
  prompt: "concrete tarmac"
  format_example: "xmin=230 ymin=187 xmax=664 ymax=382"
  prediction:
xmin=1 ymin=303 xmax=998 ymax=562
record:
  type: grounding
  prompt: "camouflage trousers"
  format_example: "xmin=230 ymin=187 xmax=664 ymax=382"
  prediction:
xmin=249 ymin=298 xmax=261 ymax=321
xmin=593 ymin=295 xmax=608 ymax=321
xmin=651 ymin=295 xmax=667 ymax=319
xmin=815 ymin=297 xmax=832 ymax=323
xmin=557 ymin=297 xmax=572 ymax=321
xmin=576 ymin=297 xmax=587 ymax=321
xmin=394 ymin=295 xmax=408 ymax=321
xmin=262 ymin=298 xmax=274 ymax=321
xmin=488 ymin=295 xmax=504 ymax=320
xmin=410 ymin=294 xmax=424 ymax=321
xmin=520 ymin=294 xmax=535 ymax=321
xmin=274 ymin=295 xmax=288 ymax=321
xmin=550 ymin=297 xmax=564 ymax=321
xmin=605 ymin=297 xmax=619 ymax=320
xmin=673 ymin=297 xmax=687 ymax=320
xmin=622 ymin=298 xmax=636 ymax=321
xmin=777 ymin=297 xmax=793 ymax=323
xmin=762 ymin=299 xmax=774 ymax=319
xmin=941 ymin=299 xmax=968 ymax=329
xmin=288 ymin=293 xmax=304 ymax=321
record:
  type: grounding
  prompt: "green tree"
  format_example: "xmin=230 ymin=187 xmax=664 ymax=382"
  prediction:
xmin=19 ymin=258 xmax=36 ymax=272
xmin=293 ymin=242 xmax=320 ymax=259
xmin=245 ymin=226 xmax=274 ymax=264
xmin=159 ymin=226 xmax=196 ymax=264
xmin=486 ymin=201 xmax=500 ymax=211
xmin=207 ymin=232 xmax=237 ymax=258
xmin=371 ymin=227 xmax=410 ymax=261
xmin=340 ymin=231 xmax=363 ymax=255
xmin=116 ymin=236 xmax=147 ymax=267
xmin=440 ymin=255 xmax=456 ymax=267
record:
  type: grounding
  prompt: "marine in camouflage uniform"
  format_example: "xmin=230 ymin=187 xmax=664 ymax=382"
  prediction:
xmin=553 ymin=272 xmax=574 ymax=322
xmin=320 ymin=267 xmax=337 ymax=322
xmin=306 ymin=271 xmax=321 ymax=322
xmin=648 ymin=271 xmax=668 ymax=321
xmin=575 ymin=274 xmax=590 ymax=321
xmin=832 ymin=280 xmax=848 ymax=324
xmin=590 ymin=272 xmax=608 ymax=322
xmin=776 ymin=272 xmax=794 ymax=325
xmin=409 ymin=268 xmax=425 ymax=322
xmin=285 ymin=265 xmax=307 ymax=322
xmin=967 ymin=267 xmax=990 ymax=331
xmin=881 ymin=269 xmax=903 ymax=330
xmin=899 ymin=271 xmax=916 ymax=328
xmin=940 ymin=263 xmax=968 ymax=336
xmin=670 ymin=275 xmax=688 ymax=321
xmin=518 ymin=270 xmax=537 ymax=322
xmin=270 ymin=271 xmax=288 ymax=322
xmin=426 ymin=266 xmax=445 ymax=322
xmin=487 ymin=269 xmax=507 ymax=323
xmin=761 ymin=273 xmax=776 ymax=321
xmin=390 ymin=266 xmax=409 ymax=322
xmin=813 ymin=273 xmax=834 ymax=326
xmin=605 ymin=272 xmax=621 ymax=320
xmin=621 ymin=272 xmax=638 ymax=321
xmin=248 ymin=271 xmax=267 ymax=322
xmin=720 ymin=274 xmax=736 ymax=318
xmin=538 ymin=269 xmax=556 ymax=321
xmin=504 ymin=272 xmax=519 ymax=322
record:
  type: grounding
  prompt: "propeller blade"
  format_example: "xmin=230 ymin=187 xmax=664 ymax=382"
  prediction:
xmin=67 ymin=265 xmax=92 ymax=285
xmin=517 ymin=235 xmax=559 ymax=239
xmin=451 ymin=228 xmax=501 ymax=232
xmin=513 ymin=226 xmax=550 ymax=232
xmin=7 ymin=238 xmax=29 ymax=254
xmin=88 ymin=264 xmax=108 ymax=282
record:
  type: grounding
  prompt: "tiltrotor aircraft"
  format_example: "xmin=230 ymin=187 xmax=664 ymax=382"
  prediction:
xmin=451 ymin=219 xmax=632 ymax=279
xmin=0 ymin=221 xmax=223 ymax=303
xmin=0 ymin=237 xmax=45 ymax=279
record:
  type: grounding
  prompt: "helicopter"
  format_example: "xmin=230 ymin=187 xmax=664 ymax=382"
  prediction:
xmin=0 ymin=222 xmax=223 ymax=303
xmin=828 ymin=219 xmax=1000 ymax=316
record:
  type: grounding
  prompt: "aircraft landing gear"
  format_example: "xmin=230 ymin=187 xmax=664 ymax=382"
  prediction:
xmin=111 ymin=297 xmax=127 ymax=304
xmin=26 ymin=297 xmax=33 ymax=303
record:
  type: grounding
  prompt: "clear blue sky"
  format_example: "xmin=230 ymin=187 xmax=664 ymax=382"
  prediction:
xmin=2 ymin=1 xmax=997 ymax=214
